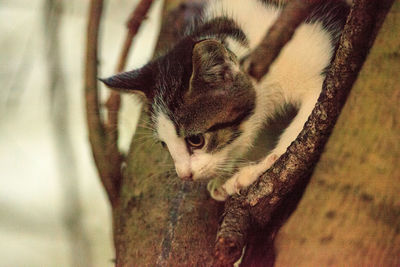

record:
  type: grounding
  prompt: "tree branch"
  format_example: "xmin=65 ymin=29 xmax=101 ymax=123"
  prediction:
xmin=104 ymin=0 xmax=155 ymax=204
xmin=118 ymin=0 xmax=155 ymax=72
xmin=85 ymin=0 xmax=121 ymax=207
xmin=215 ymin=196 xmax=250 ymax=266
xmin=248 ymin=0 xmax=322 ymax=81
xmin=85 ymin=0 xmax=155 ymax=208
xmin=105 ymin=0 xmax=154 ymax=130
xmin=215 ymin=0 xmax=394 ymax=263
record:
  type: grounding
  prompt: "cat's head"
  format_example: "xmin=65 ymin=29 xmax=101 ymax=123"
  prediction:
xmin=101 ymin=38 xmax=255 ymax=180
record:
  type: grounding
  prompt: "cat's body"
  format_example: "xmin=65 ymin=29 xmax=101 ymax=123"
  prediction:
xmin=102 ymin=0 xmax=349 ymax=200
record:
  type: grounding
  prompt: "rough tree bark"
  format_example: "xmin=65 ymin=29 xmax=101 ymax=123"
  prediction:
xmin=84 ymin=0 xmax=399 ymax=266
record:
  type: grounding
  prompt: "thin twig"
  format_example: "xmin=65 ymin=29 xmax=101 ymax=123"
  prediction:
xmin=118 ymin=0 xmax=154 ymax=72
xmin=215 ymin=0 xmax=394 ymax=263
xmin=247 ymin=0 xmax=322 ymax=81
xmin=105 ymin=0 xmax=155 ymax=190
xmin=85 ymin=0 xmax=155 ymax=208
xmin=85 ymin=0 xmax=120 ymax=207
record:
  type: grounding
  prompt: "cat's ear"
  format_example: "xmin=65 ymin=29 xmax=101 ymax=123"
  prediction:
xmin=191 ymin=39 xmax=239 ymax=88
xmin=100 ymin=65 xmax=154 ymax=99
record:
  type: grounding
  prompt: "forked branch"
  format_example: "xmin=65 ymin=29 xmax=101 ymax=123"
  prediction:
xmin=85 ymin=0 xmax=155 ymax=208
xmin=105 ymin=0 xmax=154 ymax=151
xmin=85 ymin=0 xmax=120 ymax=206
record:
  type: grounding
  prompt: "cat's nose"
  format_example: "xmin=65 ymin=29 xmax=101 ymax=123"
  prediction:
xmin=175 ymin=162 xmax=192 ymax=181
xmin=180 ymin=173 xmax=193 ymax=181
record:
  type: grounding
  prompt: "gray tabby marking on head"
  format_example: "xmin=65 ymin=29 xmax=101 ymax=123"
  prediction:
xmin=101 ymin=35 xmax=256 ymax=150
xmin=177 ymin=39 xmax=255 ymax=137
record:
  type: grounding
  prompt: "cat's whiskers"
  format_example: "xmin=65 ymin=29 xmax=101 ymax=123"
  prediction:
xmin=131 ymin=136 xmax=154 ymax=144
xmin=137 ymin=124 xmax=155 ymax=131
xmin=146 ymin=169 xmax=174 ymax=181
xmin=138 ymin=118 xmax=155 ymax=128
xmin=133 ymin=131 xmax=156 ymax=139
xmin=157 ymin=162 xmax=174 ymax=168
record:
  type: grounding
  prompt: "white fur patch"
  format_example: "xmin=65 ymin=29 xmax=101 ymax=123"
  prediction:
xmin=156 ymin=113 xmax=192 ymax=179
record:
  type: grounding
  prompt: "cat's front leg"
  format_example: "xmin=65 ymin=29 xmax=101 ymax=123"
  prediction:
xmin=223 ymin=153 xmax=278 ymax=197
xmin=221 ymin=92 xmax=320 ymax=199
xmin=215 ymin=92 xmax=320 ymax=200
xmin=209 ymin=153 xmax=278 ymax=201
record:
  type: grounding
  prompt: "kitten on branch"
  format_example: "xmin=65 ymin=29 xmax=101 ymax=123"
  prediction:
xmin=101 ymin=0 xmax=349 ymax=201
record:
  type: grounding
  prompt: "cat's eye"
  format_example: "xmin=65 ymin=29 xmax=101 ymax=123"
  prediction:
xmin=160 ymin=141 xmax=166 ymax=148
xmin=186 ymin=134 xmax=205 ymax=149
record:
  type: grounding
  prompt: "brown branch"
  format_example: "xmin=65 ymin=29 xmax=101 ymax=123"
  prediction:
xmin=215 ymin=0 xmax=394 ymax=263
xmin=104 ymin=0 xmax=155 ymax=205
xmin=85 ymin=0 xmax=155 ymax=208
xmin=247 ymin=0 xmax=322 ymax=81
xmin=118 ymin=0 xmax=154 ymax=72
xmin=85 ymin=0 xmax=120 ymax=207
xmin=214 ymin=195 xmax=250 ymax=266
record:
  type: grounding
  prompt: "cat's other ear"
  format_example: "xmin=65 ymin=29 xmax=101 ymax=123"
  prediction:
xmin=191 ymin=39 xmax=239 ymax=88
xmin=100 ymin=65 xmax=154 ymax=99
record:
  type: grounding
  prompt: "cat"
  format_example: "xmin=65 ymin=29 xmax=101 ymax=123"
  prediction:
xmin=101 ymin=0 xmax=350 ymax=201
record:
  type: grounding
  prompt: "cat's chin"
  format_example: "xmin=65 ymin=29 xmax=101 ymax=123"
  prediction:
xmin=192 ymin=173 xmax=214 ymax=181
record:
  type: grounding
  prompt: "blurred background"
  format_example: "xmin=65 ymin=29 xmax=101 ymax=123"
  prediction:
xmin=0 ymin=0 xmax=163 ymax=266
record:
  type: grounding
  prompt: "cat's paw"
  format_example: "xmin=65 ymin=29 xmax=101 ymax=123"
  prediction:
xmin=223 ymin=153 xmax=279 ymax=196
xmin=224 ymin=164 xmax=261 ymax=195
xmin=207 ymin=179 xmax=228 ymax=201
xmin=211 ymin=186 xmax=229 ymax=201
